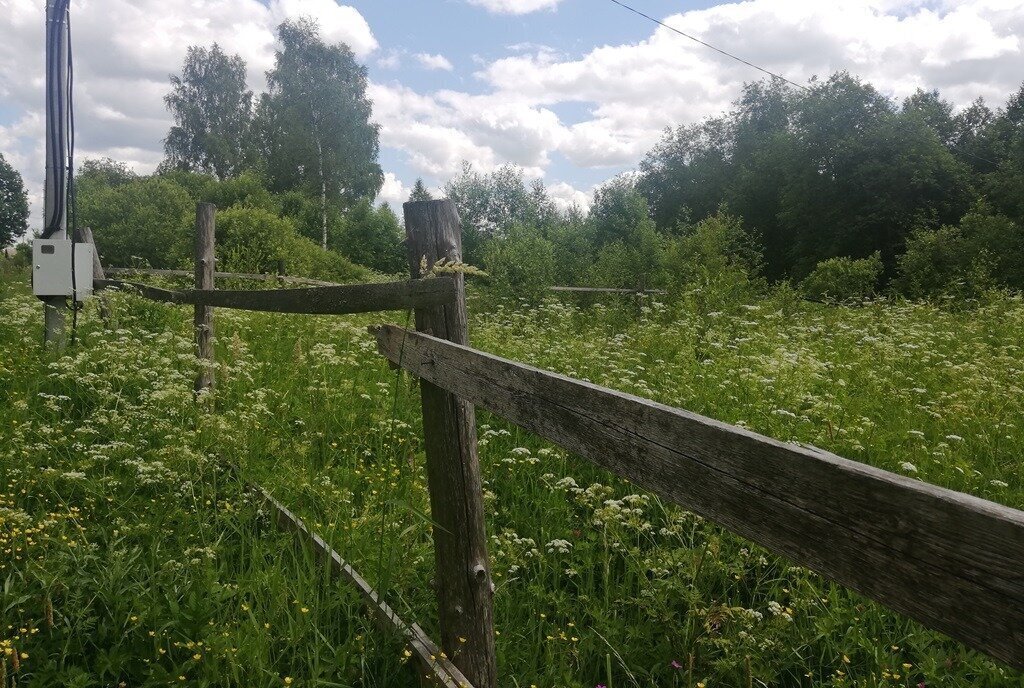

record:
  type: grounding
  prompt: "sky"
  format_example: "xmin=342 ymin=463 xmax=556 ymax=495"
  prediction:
xmin=2 ymin=0 xmax=1024 ymax=229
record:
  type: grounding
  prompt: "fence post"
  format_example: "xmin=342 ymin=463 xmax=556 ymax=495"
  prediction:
xmin=404 ymin=199 xmax=496 ymax=688
xmin=194 ymin=203 xmax=215 ymax=394
xmin=74 ymin=226 xmax=110 ymax=324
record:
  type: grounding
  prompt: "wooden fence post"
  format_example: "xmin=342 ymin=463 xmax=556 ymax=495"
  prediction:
xmin=404 ymin=199 xmax=496 ymax=688
xmin=194 ymin=203 xmax=215 ymax=394
xmin=74 ymin=226 xmax=110 ymax=324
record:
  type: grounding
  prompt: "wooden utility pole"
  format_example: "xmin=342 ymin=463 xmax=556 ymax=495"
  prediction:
xmin=404 ymin=199 xmax=496 ymax=688
xmin=194 ymin=203 xmax=215 ymax=394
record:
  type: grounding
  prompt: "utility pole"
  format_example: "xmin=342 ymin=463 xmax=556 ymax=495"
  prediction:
xmin=41 ymin=0 xmax=71 ymax=347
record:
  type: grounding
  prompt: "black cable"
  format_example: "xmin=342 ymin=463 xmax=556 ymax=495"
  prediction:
xmin=608 ymin=0 xmax=1005 ymax=170
xmin=607 ymin=0 xmax=809 ymax=92
xmin=67 ymin=3 xmax=78 ymax=345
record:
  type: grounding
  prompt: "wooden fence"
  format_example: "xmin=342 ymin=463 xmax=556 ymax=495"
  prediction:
xmin=65 ymin=199 xmax=1024 ymax=685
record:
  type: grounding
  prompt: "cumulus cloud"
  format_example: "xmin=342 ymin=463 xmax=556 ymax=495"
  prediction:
xmin=376 ymin=172 xmax=409 ymax=209
xmin=464 ymin=0 xmax=564 ymax=15
xmin=415 ymin=53 xmax=455 ymax=72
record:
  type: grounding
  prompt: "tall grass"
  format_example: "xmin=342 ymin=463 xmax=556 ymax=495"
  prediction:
xmin=2 ymin=272 xmax=1023 ymax=687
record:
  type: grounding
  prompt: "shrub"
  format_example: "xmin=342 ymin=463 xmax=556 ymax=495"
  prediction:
xmin=801 ymin=252 xmax=883 ymax=303
xmin=894 ymin=206 xmax=1020 ymax=299
xmin=83 ymin=176 xmax=194 ymax=268
xmin=483 ymin=225 xmax=555 ymax=302
xmin=285 ymin=234 xmax=369 ymax=283
xmin=665 ymin=211 xmax=762 ymax=306
xmin=215 ymin=205 xmax=293 ymax=274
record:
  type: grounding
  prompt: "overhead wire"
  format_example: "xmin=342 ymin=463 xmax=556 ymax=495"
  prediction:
xmin=607 ymin=0 xmax=1004 ymax=169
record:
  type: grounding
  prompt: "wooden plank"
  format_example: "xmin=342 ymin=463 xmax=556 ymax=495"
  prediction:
xmin=253 ymin=484 xmax=475 ymax=688
xmin=372 ymin=324 xmax=1024 ymax=670
xmin=93 ymin=278 xmax=184 ymax=303
xmin=189 ymin=279 xmax=457 ymax=315
xmin=404 ymin=200 xmax=497 ymax=688
xmin=194 ymin=203 xmax=215 ymax=394
xmin=550 ymin=285 xmax=667 ymax=294
xmin=93 ymin=278 xmax=456 ymax=315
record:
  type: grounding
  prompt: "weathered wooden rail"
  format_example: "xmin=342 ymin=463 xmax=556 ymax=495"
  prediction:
xmin=68 ymin=198 xmax=1024 ymax=683
xmin=550 ymin=285 xmax=667 ymax=295
xmin=96 ymin=277 xmax=457 ymax=315
xmin=373 ymin=325 xmax=1024 ymax=669
xmin=253 ymin=483 xmax=473 ymax=688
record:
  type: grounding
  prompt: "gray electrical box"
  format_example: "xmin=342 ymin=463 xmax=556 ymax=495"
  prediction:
xmin=32 ymin=239 xmax=94 ymax=301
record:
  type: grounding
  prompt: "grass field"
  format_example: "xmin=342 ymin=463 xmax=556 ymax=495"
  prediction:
xmin=2 ymin=269 xmax=1023 ymax=687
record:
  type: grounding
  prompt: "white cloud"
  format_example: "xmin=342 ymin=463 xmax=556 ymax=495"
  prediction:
xmin=415 ymin=53 xmax=455 ymax=72
xmin=0 ymin=0 xmax=376 ymax=231
xmin=464 ymin=0 xmax=563 ymax=15
xmin=547 ymin=181 xmax=591 ymax=213
xmin=5 ymin=0 xmax=1024 ymax=233
xmin=376 ymin=172 xmax=408 ymax=209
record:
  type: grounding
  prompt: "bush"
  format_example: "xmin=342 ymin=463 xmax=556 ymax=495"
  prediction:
xmin=483 ymin=225 xmax=555 ymax=302
xmin=801 ymin=252 xmax=883 ymax=303
xmin=665 ymin=211 xmax=762 ymax=306
xmin=82 ymin=176 xmax=194 ymax=268
xmin=894 ymin=206 xmax=1020 ymax=299
xmin=215 ymin=206 xmax=292 ymax=274
xmin=285 ymin=234 xmax=369 ymax=283
xmin=588 ymin=222 xmax=666 ymax=291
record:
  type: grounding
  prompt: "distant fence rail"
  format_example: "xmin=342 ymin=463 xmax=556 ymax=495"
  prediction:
xmin=56 ymin=200 xmax=1024 ymax=684
xmin=550 ymin=285 xmax=667 ymax=295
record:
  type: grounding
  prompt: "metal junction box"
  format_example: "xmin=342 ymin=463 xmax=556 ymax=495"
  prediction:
xmin=32 ymin=239 xmax=94 ymax=301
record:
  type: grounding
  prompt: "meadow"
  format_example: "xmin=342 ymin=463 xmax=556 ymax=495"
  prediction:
xmin=1 ymin=267 xmax=1023 ymax=687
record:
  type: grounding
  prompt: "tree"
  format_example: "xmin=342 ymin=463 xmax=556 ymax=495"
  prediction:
xmin=255 ymin=19 xmax=383 ymax=249
xmin=409 ymin=178 xmax=433 ymax=202
xmin=336 ymin=199 xmax=406 ymax=273
xmin=164 ymin=44 xmax=253 ymax=180
xmin=0 ymin=153 xmax=29 ymax=246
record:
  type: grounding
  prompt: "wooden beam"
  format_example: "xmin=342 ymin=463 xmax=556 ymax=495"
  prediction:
xmin=253 ymin=484 xmax=475 ymax=688
xmin=93 ymin=279 xmax=184 ymax=303
xmin=93 ymin=278 xmax=457 ymax=316
xmin=550 ymin=286 xmax=667 ymax=294
xmin=404 ymin=200 xmax=497 ymax=688
xmin=189 ymin=279 xmax=457 ymax=315
xmin=372 ymin=324 xmax=1024 ymax=670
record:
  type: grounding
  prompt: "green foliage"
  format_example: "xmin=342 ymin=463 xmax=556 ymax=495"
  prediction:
xmin=79 ymin=174 xmax=194 ymax=268
xmin=408 ymin=178 xmax=433 ymax=202
xmin=895 ymin=206 xmax=1023 ymax=299
xmin=254 ymin=18 xmax=383 ymax=247
xmin=336 ymin=200 xmax=405 ymax=274
xmin=444 ymin=164 xmax=560 ymax=264
xmin=163 ymin=44 xmax=253 ymax=180
xmin=214 ymin=205 xmax=292 ymax=274
xmin=801 ymin=252 xmax=884 ymax=303
xmin=284 ymin=233 xmax=369 ymax=282
xmin=666 ymin=211 xmax=763 ymax=305
xmin=483 ymin=225 xmax=555 ymax=302
xmin=0 ymin=153 xmax=29 ymax=246
xmin=637 ymin=72 xmax=974 ymax=281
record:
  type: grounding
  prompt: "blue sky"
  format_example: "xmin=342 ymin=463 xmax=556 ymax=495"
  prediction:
xmin=2 ymin=0 xmax=1024 ymax=225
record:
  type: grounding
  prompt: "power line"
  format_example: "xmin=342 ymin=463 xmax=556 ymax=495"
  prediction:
xmin=608 ymin=0 xmax=1004 ymax=169
xmin=607 ymin=0 xmax=809 ymax=92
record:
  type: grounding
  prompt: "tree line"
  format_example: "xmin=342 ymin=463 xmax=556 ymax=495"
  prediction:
xmin=2 ymin=24 xmax=1024 ymax=303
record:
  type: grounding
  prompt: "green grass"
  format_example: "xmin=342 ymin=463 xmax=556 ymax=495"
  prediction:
xmin=2 ymin=271 xmax=1023 ymax=687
